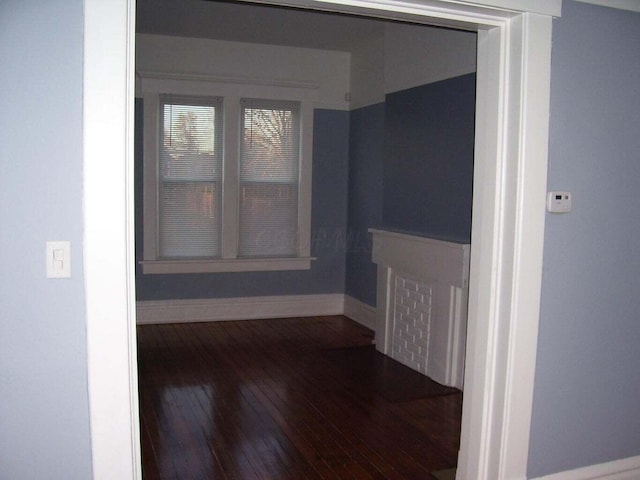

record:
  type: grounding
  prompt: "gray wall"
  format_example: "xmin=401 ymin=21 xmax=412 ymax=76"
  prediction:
xmin=528 ymin=1 xmax=640 ymax=477
xmin=0 ymin=1 xmax=93 ymax=479
xmin=137 ymin=109 xmax=349 ymax=300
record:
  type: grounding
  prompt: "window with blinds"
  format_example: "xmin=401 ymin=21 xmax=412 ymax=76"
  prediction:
xmin=159 ymin=95 xmax=223 ymax=258
xmin=239 ymin=99 xmax=300 ymax=258
xmin=141 ymin=81 xmax=312 ymax=274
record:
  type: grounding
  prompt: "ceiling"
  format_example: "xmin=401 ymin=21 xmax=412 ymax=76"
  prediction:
xmin=136 ymin=0 xmax=402 ymax=52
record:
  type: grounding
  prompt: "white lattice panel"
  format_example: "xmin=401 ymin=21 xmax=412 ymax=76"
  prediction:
xmin=391 ymin=274 xmax=433 ymax=374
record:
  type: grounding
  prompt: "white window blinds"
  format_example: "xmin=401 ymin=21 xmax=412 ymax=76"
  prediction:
xmin=239 ymin=99 xmax=301 ymax=257
xmin=159 ymin=95 xmax=223 ymax=258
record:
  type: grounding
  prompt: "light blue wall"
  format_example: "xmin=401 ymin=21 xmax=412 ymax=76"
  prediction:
xmin=529 ymin=2 xmax=640 ymax=477
xmin=0 ymin=1 xmax=93 ymax=479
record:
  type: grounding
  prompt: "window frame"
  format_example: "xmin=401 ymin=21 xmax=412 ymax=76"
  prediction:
xmin=238 ymin=98 xmax=302 ymax=259
xmin=139 ymin=72 xmax=316 ymax=274
xmin=157 ymin=94 xmax=224 ymax=259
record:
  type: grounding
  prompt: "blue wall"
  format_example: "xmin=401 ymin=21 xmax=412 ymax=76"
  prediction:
xmin=0 ymin=1 xmax=93 ymax=478
xmin=529 ymin=2 xmax=640 ymax=477
xmin=345 ymin=103 xmax=385 ymax=306
xmin=139 ymin=75 xmax=476 ymax=307
xmin=383 ymin=74 xmax=475 ymax=243
xmin=137 ymin=108 xmax=349 ymax=300
xmin=345 ymin=75 xmax=476 ymax=307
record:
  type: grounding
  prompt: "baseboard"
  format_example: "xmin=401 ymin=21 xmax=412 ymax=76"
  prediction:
xmin=343 ymin=295 xmax=377 ymax=331
xmin=137 ymin=294 xmax=345 ymax=324
xmin=532 ymin=455 xmax=640 ymax=480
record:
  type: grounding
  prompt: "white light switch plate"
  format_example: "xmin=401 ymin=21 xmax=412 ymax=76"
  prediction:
xmin=46 ymin=241 xmax=71 ymax=278
xmin=547 ymin=191 xmax=572 ymax=213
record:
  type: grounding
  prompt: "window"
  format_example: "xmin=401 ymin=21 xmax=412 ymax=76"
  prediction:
xmin=159 ymin=95 xmax=223 ymax=258
xmin=140 ymin=76 xmax=314 ymax=274
xmin=239 ymin=99 xmax=300 ymax=258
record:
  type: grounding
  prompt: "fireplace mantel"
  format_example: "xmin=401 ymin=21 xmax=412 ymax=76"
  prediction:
xmin=370 ymin=229 xmax=470 ymax=389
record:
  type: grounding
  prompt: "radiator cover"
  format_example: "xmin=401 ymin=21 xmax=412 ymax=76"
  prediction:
xmin=371 ymin=229 xmax=470 ymax=389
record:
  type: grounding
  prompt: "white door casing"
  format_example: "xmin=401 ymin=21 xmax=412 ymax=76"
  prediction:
xmin=84 ymin=1 xmax=141 ymax=479
xmin=83 ymin=1 xmax=554 ymax=479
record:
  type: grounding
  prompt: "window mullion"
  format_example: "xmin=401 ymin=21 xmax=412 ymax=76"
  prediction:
xmin=221 ymin=97 xmax=240 ymax=259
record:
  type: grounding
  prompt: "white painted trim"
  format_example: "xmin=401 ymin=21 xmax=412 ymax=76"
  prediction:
xmin=136 ymin=294 xmax=345 ymax=324
xmin=458 ymin=12 xmax=552 ymax=480
xmin=297 ymin=101 xmax=314 ymax=258
xmin=253 ymin=0 xmax=508 ymax=30
xmin=138 ymin=293 xmax=377 ymax=330
xmin=498 ymin=13 xmax=552 ymax=478
xmin=84 ymin=0 xmax=141 ymax=479
xmin=343 ymin=295 xmax=377 ymax=331
xmin=220 ymin=0 xmax=563 ymax=18
xmin=90 ymin=1 xmax=555 ymax=480
xmin=140 ymin=257 xmax=315 ymax=274
xmin=465 ymin=0 xmax=561 ymax=17
xmin=447 ymin=284 xmax=469 ymax=390
xmin=141 ymin=92 xmax=158 ymax=262
xmin=138 ymin=73 xmax=319 ymax=102
xmin=574 ymin=0 xmax=640 ymax=13
xmin=138 ymin=70 xmax=321 ymax=91
xmin=369 ymin=229 xmax=470 ymax=286
xmin=532 ymin=456 xmax=640 ymax=480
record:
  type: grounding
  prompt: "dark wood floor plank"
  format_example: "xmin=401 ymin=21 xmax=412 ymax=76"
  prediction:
xmin=184 ymin=322 xmax=320 ymax=480
xmin=142 ymin=325 xmax=232 ymax=480
xmin=137 ymin=316 xmax=461 ymax=480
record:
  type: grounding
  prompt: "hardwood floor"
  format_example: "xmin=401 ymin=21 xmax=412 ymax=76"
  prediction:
xmin=137 ymin=316 xmax=462 ymax=480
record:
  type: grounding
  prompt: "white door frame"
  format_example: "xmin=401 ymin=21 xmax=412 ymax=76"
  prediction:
xmin=83 ymin=1 xmax=554 ymax=479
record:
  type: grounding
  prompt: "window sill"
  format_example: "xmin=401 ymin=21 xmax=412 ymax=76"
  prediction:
xmin=140 ymin=257 xmax=315 ymax=274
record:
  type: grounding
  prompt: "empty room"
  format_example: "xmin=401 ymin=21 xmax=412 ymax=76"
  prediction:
xmin=134 ymin=0 xmax=476 ymax=478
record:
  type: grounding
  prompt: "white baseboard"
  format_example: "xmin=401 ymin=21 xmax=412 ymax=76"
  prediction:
xmin=343 ymin=295 xmax=377 ymax=331
xmin=136 ymin=294 xmax=345 ymax=324
xmin=533 ymin=455 xmax=640 ymax=480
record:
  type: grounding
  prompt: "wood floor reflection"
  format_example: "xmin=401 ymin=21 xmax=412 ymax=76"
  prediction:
xmin=137 ymin=316 xmax=462 ymax=480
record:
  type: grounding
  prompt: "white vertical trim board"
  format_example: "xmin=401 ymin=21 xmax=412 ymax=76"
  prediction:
xmin=532 ymin=455 xmax=640 ymax=480
xmin=84 ymin=0 xmax=141 ymax=479
xmin=499 ymin=13 xmax=552 ymax=478
xmin=137 ymin=294 xmax=345 ymax=324
xmin=343 ymin=295 xmax=377 ymax=331
xmin=459 ymin=11 xmax=552 ymax=480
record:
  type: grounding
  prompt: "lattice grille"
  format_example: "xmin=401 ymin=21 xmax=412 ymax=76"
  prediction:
xmin=391 ymin=273 xmax=433 ymax=374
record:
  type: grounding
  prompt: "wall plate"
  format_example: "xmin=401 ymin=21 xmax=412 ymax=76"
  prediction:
xmin=547 ymin=191 xmax=572 ymax=213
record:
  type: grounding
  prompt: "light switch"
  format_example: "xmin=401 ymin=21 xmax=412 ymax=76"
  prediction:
xmin=547 ymin=191 xmax=572 ymax=213
xmin=46 ymin=241 xmax=71 ymax=278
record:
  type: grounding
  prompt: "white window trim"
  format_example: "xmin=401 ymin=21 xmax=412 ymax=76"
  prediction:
xmin=139 ymin=72 xmax=316 ymax=273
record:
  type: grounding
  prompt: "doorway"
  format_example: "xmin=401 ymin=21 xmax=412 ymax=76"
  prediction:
xmin=83 ymin=1 xmax=554 ymax=479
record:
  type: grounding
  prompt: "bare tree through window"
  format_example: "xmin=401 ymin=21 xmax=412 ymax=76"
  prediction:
xmin=240 ymin=102 xmax=300 ymax=257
